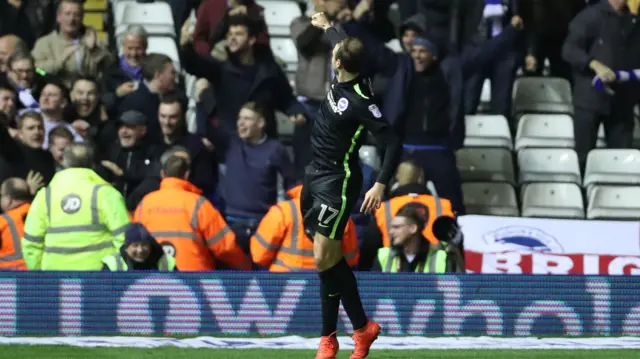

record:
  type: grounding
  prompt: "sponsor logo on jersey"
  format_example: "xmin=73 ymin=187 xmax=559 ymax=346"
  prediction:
xmin=368 ymin=104 xmax=382 ymax=118
xmin=337 ymin=98 xmax=349 ymax=111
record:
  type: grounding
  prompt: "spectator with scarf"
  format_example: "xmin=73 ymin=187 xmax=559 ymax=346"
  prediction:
xmin=0 ymin=50 xmax=48 ymax=112
xmin=102 ymin=25 xmax=148 ymax=118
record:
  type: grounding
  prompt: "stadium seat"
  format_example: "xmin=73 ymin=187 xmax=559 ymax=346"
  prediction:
xmin=385 ymin=39 xmax=403 ymax=53
xmin=83 ymin=13 xmax=105 ymax=31
xmin=270 ymin=37 xmax=298 ymax=73
xmin=521 ymin=183 xmax=585 ymax=219
xmin=462 ymin=182 xmax=519 ymax=216
xmin=512 ymin=77 xmax=573 ymax=116
xmin=515 ymin=114 xmax=574 ymax=150
xmin=517 ymin=148 xmax=581 ymax=185
xmin=587 ymin=186 xmax=640 ymax=220
xmin=115 ymin=2 xmax=175 ymax=39
xmin=583 ymin=149 xmax=640 ymax=189
xmin=456 ymin=148 xmax=515 ymax=185
xmin=84 ymin=0 xmax=107 ymax=11
xmin=276 ymin=111 xmax=294 ymax=138
xmin=256 ymin=0 xmax=301 ymax=37
xmin=186 ymin=105 xmax=197 ymax=134
xmin=463 ymin=115 xmax=512 ymax=150
xmin=185 ymin=74 xmax=197 ymax=100
xmin=359 ymin=145 xmax=380 ymax=172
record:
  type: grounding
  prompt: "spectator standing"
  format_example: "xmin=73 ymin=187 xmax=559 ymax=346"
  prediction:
xmin=251 ymin=185 xmax=359 ymax=271
xmin=562 ymin=0 xmax=640 ymax=168
xmin=180 ymin=15 xmax=306 ymax=144
xmin=1 ymin=51 xmax=48 ymax=112
xmin=99 ymin=111 xmax=154 ymax=200
xmin=21 ymin=142 xmax=131 ymax=270
xmin=0 ymin=177 xmax=31 ymax=270
xmin=0 ymin=0 xmax=35 ymax=48
xmin=47 ymin=126 xmax=74 ymax=172
xmin=39 ymin=81 xmax=82 ymax=148
xmin=68 ymin=76 xmax=115 ymax=149
xmin=118 ymin=53 xmax=179 ymax=143
xmin=101 ymin=222 xmax=176 ymax=271
xmin=0 ymin=111 xmax=56 ymax=186
xmin=193 ymin=0 xmax=270 ymax=56
xmin=223 ymin=102 xmax=295 ymax=253
xmin=134 ymin=154 xmax=251 ymax=271
xmin=361 ymin=161 xmax=454 ymax=270
xmin=371 ymin=206 xmax=447 ymax=273
xmin=31 ymin=0 xmax=112 ymax=85
xmin=155 ymin=97 xmax=218 ymax=196
xmin=102 ymin=25 xmax=147 ymax=117
xmin=290 ymin=0 xmax=344 ymax=179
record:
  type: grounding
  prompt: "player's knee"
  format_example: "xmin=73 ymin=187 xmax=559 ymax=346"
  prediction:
xmin=313 ymin=233 xmax=342 ymax=271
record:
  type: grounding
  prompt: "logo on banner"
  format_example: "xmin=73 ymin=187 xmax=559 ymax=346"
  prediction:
xmin=483 ymin=226 xmax=564 ymax=253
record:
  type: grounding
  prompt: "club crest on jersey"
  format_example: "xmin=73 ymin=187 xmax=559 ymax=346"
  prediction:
xmin=368 ymin=104 xmax=382 ymax=118
xmin=337 ymin=98 xmax=349 ymax=111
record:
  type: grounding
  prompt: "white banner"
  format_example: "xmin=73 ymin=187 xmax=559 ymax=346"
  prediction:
xmin=459 ymin=215 xmax=640 ymax=275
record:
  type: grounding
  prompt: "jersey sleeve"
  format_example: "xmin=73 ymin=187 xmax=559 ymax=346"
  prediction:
xmin=356 ymin=99 xmax=402 ymax=186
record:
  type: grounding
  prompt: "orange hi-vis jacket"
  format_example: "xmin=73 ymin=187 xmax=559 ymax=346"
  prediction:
xmin=0 ymin=203 xmax=30 ymax=270
xmin=251 ymin=185 xmax=359 ymax=271
xmin=134 ymin=178 xmax=251 ymax=271
xmin=375 ymin=192 xmax=454 ymax=246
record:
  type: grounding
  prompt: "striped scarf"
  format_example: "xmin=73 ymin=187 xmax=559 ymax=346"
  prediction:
xmin=593 ymin=70 xmax=640 ymax=95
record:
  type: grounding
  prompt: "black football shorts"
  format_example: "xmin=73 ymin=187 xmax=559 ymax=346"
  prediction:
xmin=300 ymin=164 xmax=362 ymax=241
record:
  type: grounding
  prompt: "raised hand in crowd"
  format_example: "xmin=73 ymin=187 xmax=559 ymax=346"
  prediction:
xmin=590 ymin=60 xmax=616 ymax=83
xmin=100 ymin=105 xmax=109 ymax=122
xmin=336 ymin=7 xmax=353 ymax=22
xmin=229 ymin=5 xmax=248 ymax=16
xmin=116 ymin=82 xmax=136 ymax=98
xmin=180 ymin=19 xmax=194 ymax=47
xmin=72 ymin=119 xmax=91 ymax=138
xmin=83 ymin=27 xmax=98 ymax=51
xmin=311 ymin=12 xmax=332 ymax=30
xmin=201 ymin=138 xmax=215 ymax=152
xmin=7 ymin=0 xmax=21 ymax=9
xmin=101 ymin=160 xmax=124 ymax=177
xmin=194 ymin=78 xmax=210 ymax=102
xmin=7 ymin=128 xmax=17 ymax=138
xmin=353 ymin=0 xmax=373 ymax=21
xmin=26 ymin=170 xmax=44 ymax=195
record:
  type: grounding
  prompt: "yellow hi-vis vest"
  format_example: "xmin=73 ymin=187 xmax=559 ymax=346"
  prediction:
xmin=21 ymin=168 xmax=130 ymax=270
xmin=102 ymin=252 xmax=176 ymax=271
xmin=377 ymin=246 xmax=447 ymax=273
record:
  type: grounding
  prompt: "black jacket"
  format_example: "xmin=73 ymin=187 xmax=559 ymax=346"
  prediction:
xmin=102 ymin=65 xmax=135 ymax=117
xmin=0 ymin=124 xmax=55 ymax=186
xmin=0 ymin=0 xmax=35 ymax=48
xmin=562 ymin=0 xmax=640 ymax=114
xmin=98 ymin=141 xmax=155 ymax=199
xmin=180 ymin=44 xmax=306 ymax=141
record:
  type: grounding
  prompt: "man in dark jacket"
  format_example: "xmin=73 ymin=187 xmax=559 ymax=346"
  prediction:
xmin=99 ymin=110 xmax=154 ymax=200
xmin=562 ymin=0 xmax=640 ymax=168
xmin=0 ymin=110 xmax=55 ymax=186
xmin=180 ymin=14 xmax=306 ymax=149
xmin=102 ymin=25 xmax=148 ymax=118
xmin=101 ymin=222 xmax=177 ymax=271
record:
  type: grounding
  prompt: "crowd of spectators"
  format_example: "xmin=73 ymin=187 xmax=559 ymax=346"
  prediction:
xmin=0 ymin=0 xmax=639 ymax=273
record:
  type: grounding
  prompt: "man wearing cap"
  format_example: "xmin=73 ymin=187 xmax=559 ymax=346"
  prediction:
xmin=101 ymin=222 xmax=176 ymax=271
xmin=100 ymin=110 xmax=155 ymax=200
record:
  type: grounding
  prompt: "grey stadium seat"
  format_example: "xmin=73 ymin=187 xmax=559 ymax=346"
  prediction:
xmin=462 ymin=182 xmax=519 ymax=217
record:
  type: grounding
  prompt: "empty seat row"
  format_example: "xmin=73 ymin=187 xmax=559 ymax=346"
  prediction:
xmin=464 ymin=114 xmax=640 ymax=150
xmin=463 ymin=182 xmax=640 ymax=220
xmin=457 ymin=148 xmax=640 ymax=188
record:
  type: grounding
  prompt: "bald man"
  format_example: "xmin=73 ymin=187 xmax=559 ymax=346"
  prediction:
xmin=0 ymin=35 xmax=26 ymax=73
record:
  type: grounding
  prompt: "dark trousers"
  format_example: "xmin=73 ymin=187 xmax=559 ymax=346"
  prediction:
xmin=530 ymin=36 xmax=573 ymax=82
xmin=574 ymin=105 xmax=635 ymax=169
xmin=227 ymin=218 xmax=259 ymax=256
xmin=402 ymin=147 xmax=465 ymax=215
xmin=464 ymin=50 xmax=519 ymax=118
xmin=292 ymin=100 xmax=320 ymax=181
xmin=440 ymin=54 xmax=466 ymax=149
